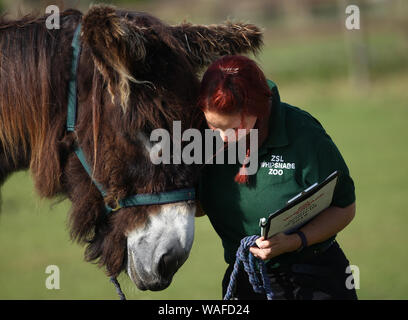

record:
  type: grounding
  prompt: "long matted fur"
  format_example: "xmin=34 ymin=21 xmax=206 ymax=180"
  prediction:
xmin=0 ymin=4 xmax=263 ymax=276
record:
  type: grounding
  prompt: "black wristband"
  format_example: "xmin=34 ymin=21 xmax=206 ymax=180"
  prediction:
xmin=295 ymin=230 xmax=308 ymax=252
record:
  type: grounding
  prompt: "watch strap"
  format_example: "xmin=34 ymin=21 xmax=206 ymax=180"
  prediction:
xmin=295 ymin=230 xmax=308 ymax=252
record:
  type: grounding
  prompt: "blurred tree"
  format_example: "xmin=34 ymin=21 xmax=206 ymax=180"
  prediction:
xmin=7 ymin=0 xmax=151 ymax=11
xmin=309 ymin=1 xmax=339 ymax=19
xmin=22 ymin=0 xmax=80 ymax=9
xmin=281 ymin=1 xmax=313 ymax=28
xmin=79 ymin=0 xmax=151 ymax=4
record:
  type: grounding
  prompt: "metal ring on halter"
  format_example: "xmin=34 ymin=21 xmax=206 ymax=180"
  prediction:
xmin=111 ymin=198 xmax=122 ymax=212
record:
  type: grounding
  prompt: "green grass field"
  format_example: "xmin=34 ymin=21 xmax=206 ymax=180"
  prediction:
xmin=0 ymin=3 xmax=407 ymax=298
xmin=1 ymin=72 xmax=407 ymax=299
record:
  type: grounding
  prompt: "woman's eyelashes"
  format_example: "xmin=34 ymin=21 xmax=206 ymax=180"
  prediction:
xmin=208 ymin=123 xmax=238 ymax=132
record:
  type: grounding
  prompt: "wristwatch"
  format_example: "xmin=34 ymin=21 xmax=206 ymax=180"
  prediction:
xmin=294 ymin=230 xmax=308 ymax=252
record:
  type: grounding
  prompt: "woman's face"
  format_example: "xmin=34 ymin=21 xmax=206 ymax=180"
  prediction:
xmin=204 ymin=109 xmax=257 ymax=143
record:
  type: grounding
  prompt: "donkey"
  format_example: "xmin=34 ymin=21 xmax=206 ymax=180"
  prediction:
xmin=0 ymin=5 xmax=263 ymax=292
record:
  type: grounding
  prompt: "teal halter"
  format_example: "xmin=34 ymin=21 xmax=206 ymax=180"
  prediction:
xmin=66 ymin=24 xmax=195 ymax=214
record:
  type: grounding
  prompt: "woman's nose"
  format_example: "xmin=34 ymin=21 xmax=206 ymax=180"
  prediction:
xmin=219 ymin=130 xmax=234 ymax=143
xmin=219 ymin=131 xmax=228 ymax=142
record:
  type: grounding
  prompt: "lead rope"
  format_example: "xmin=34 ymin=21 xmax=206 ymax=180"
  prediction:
xmin=110 ymin=277 xmax=126 ymax=300
xmin=224 ymin=235 xmax=274 ymax=300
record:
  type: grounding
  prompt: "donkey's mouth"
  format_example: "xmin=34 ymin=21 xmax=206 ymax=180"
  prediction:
xmin=126 ymin=202 xmax=195 ymax=291
xmin=127 ymin=252 xmax=173 ymax=291
xmin=127 ymin=252 xmax=148 ymax=291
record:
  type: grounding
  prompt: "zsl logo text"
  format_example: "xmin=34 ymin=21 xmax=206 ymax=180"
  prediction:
xmin=263 ymin=155 xmax=296 ymax=176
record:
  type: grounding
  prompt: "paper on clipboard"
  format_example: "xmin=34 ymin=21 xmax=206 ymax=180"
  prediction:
xmin=259 ymin=171 xmax=339 ymax=239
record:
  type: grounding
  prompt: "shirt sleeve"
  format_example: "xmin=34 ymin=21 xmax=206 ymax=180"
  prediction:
xmin=304 ymin=133 xmax=356 ymax=208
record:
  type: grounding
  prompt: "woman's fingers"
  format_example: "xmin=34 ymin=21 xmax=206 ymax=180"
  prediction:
xmin=256 ymin=236 xmax=277 ymax=249
xmin=249 ymin=246 xmax=272 ymax=260
xmin=254 ymin=236 xmax=265 ymax=248
xmin=250 ymin=234 xmax=288 ymax=260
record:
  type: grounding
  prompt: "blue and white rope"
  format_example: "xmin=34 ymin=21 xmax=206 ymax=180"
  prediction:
xmin=110 ymin=276 xmax=126 ymax=300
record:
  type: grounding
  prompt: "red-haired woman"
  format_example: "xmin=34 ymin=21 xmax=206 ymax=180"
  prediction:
xmin=196 ymin=55 xmax=357 ymax=300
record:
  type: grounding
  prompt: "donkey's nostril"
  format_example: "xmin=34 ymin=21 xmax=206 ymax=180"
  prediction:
xmin=158 ymin=252 xmax=181 ymax=279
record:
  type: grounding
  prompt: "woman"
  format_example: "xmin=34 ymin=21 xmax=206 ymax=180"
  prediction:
xmin=196 ymin=55 xmax=357 ymax=300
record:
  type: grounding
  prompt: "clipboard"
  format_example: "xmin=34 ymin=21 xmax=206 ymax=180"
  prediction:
xmin=259 ymin=171 xmax=339 ymax=239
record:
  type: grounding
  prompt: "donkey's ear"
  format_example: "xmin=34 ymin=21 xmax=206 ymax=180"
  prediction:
xmin=169 ymin=22 xmax=263 ymax=70
xmin=82 ymin=5 xmax=147 ymax=110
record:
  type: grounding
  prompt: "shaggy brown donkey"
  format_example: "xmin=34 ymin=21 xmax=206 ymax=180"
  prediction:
xmin=0 ymin=5 xmax=263 ymax=292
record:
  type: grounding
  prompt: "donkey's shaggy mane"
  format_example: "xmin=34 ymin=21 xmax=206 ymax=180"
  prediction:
xmin=0 ymin=9 xmax=82 ymax=196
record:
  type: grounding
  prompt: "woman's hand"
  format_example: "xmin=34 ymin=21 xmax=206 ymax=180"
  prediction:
xmin=249 ymin=233 xmax=301 ymax=261
xmin=250 ymin=203 xmax=356 ymax=261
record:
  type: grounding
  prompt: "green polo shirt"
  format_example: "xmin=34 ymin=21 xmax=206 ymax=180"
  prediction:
xmin=198 ymin=80 xmax=355 ymax=265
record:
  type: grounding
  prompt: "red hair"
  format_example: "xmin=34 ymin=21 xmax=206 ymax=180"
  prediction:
xmin=198 ymin=56 xmax=272 ymax=184
xmin=197 ymin=55 xmax=271 ymax=117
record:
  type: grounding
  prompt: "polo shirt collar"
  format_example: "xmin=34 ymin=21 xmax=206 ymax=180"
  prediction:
xmin=259 ymin=80 xmax=289 ymax=154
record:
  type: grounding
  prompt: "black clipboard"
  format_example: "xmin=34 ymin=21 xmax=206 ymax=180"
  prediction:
xmin=259 ymin=171 xmax=339 ymax=239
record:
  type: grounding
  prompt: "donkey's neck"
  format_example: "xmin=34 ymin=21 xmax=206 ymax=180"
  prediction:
xmin=0 ymin=10 xmax=83 ymax=196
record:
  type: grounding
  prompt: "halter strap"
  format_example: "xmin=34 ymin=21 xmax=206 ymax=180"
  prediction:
xmin=66 ymin=23 xmax=195 ymax=214
xmin=67 ymin=24 xmax=82 ymax=132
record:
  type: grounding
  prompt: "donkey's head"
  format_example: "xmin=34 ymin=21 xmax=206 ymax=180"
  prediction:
xmin=64 ymin=5 xmax=263 ymax=291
